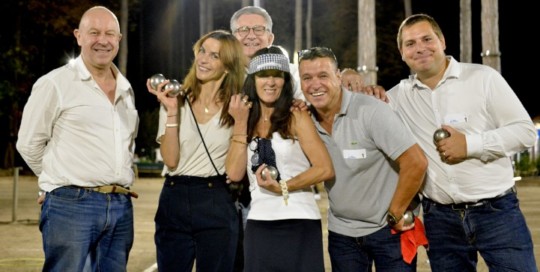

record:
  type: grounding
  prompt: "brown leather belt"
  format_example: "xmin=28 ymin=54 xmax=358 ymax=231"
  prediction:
xmin=83 ymin=185 xmax=139 ymax=198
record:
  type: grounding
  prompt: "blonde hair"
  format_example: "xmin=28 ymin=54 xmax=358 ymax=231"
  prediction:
xmin=181 ymin=30 xmax=246 ymax=127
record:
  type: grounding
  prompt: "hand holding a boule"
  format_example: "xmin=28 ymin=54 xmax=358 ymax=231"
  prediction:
xmin=146 ymin=74 xmax=178 ymax=111
xmin=255 ymin=164 xmax=280 ymax=193
xmin=435 ymin=125 xmax=467 ymax=164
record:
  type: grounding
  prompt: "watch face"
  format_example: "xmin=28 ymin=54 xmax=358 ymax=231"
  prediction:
xmin=387 ymin=213 xmax=397 ymax=226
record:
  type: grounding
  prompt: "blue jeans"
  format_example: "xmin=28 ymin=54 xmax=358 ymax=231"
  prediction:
xmin=40 ymin=186 xmax=134 ymax=272
xmin=422 ymin=192 xmax=537 ymax=271
xmin=154 ymin=175 xmax=239 ymax=272
xmin=328 ymin=227 xmax=416 ymax=272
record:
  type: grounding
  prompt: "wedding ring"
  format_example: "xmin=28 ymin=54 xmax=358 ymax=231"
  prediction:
xmin=443 ymin=151 xmax=446 ymax=156
xmin=246 ymin=101 xmax=253 ymax=108
xmin=242 ymin=96 xmax=249 ymax=103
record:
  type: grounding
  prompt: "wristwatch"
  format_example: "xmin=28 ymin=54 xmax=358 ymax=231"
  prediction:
xmin=386 ymin=211 xmax=402 ymax=226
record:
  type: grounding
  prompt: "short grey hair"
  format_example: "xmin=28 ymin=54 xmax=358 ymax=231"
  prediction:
xmin=230 ymin=6 xmax=273 ymax=33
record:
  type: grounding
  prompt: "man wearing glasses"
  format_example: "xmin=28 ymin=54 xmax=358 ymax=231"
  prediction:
xmin=298 ymin=47 xmax=428 ymax=271
xmin=230 ymin=5 xmax=370 ymax=99
xmin=230 ymin=6 xmax=305 ymax=100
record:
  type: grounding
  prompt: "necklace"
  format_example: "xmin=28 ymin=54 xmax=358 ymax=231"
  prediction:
xmin=202 ymin=100 xmax=212 ymax=114
xmin=262 ymin=110 xmax=271 ymax=122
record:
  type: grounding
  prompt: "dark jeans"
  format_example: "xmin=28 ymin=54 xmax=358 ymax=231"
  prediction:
xmin=154 ymin=175 xmax=239 ymax=272
xmin=328 ymin=226 xmax=416 ymax=272
xmin=422 ymin=192 xmax=537 ymax=271
xmin=40 ymin=186 xmax=134 ymax=272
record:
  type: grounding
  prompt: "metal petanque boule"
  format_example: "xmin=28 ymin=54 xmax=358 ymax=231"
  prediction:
xmin=433 ymin=128 xmax=451 ymax=143
xmin=403 ymin=210 xmax=414 ymax=226
xmin=262 ymin=165 xmax=278 ymax=181
xmin=164 ymin=79 xmax=184 ymax=97
xmin=149 ymin=73 xmax=166 ymax=90
xmin=149 ymin=74 xmax=184 ymax=97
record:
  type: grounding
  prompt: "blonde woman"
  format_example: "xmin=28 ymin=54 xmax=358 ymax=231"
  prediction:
xmin=146 ymin=30 xmax=249 ymax=272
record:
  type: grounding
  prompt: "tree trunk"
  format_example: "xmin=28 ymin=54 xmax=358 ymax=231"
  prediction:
xmin=199 ymin=0 xmax=207 ymax=36
xmin=460 ymin=0 xmax=472 ymax=63
xmin=306 ymin=0 xmax=312 ymax=48
xmin=119 ymin=0 xmax=128 ymax=75
xmin=357 ymin=0 xmax=377 ymax=85
xmin=294 ymin=0 xmax=302 ymax=63
xmin=481 ymin=0 xmax=501 ymax=72
xmin=199 ymin=0 xmax=214 ymax=36
xmin=404 ymin=0 xmax=412 ymax=17
xmin=206 ymin=1 xmax=213 ymax=35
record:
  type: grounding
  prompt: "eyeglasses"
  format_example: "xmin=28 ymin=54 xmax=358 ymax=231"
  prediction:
xmin=297 ymin=47 xmax=337 ymax=63
xmin=234 ymin=25 xmax=268 ymax=38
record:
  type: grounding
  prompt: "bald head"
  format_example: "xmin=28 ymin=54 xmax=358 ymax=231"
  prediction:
xmin=74 ymin=6 xmax=122 ymax=72
xmin=79 ymin=6 xmax=120 ymax=33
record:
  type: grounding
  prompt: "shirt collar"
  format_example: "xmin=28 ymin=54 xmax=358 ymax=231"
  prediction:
xmin=71 ymin=55 xmax=132 ymax=98
xmin=340 ymin=87 xmax=353 ymax=115
xmin=410 ymin=56 xmax=459 ymax=90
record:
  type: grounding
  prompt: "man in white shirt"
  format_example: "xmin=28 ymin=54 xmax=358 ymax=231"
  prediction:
xmin=387 ymin=13 xmax=537 ymax=271
xmin=16 ymin=6 xmax=138 ymax=271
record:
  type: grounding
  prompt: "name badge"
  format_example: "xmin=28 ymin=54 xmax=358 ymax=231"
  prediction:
xmin=444 ymin=113 xmax=468 ymax=124
xmin=343 ymin=149 xmax=367 ymax=159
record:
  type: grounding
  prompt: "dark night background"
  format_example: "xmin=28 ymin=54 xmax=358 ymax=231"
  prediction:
xmin=0 ymin=0 xmax=537 ymax=169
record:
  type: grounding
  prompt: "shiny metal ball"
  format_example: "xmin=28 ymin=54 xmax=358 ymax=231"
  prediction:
xmin=433 ymin=128 xmax=450 ymax=143
xmin=149 ymin=73 xmax=166 ymax=90
xmin=164 ymin=79 xmax=184 ymax=97
xmin=262 ymin=165 xmax=279 ymax=181
xmin=403 ymin=210 xmax=415 ymax=226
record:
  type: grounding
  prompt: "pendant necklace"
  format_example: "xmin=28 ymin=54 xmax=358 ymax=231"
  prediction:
xmin=203 ymin=100 xmax=212 ymax=114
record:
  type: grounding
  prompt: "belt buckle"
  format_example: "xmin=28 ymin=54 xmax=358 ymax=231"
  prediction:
xmin=451 ymin=201 xmax=484 ymax=210
xmin=84 ymin=185 xmax=138 ymax=198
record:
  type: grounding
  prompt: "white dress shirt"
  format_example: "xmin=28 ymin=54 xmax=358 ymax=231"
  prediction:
xmin=16 ymin=56 xmax=139 ymax=192
xmin=387 ymin=56 xmax=536 ymax=204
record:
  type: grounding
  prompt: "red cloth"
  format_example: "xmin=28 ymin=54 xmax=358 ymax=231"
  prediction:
xmin=391 ymin=217 xmax=429 ymax=264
